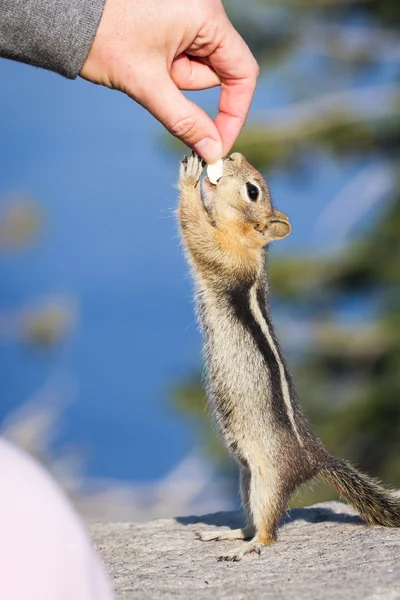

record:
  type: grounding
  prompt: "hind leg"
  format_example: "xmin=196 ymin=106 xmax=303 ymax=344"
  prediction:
xmin=218 ymin=467 xmax=288 ymax=561
xmin=197 ymin=466 xmax=255 ymax=542
xmin=239 ymin=466 xmax=256 ymax=538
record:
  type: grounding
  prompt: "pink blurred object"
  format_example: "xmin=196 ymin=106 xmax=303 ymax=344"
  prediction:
xmin=0 ymin=438 xmax=114 ymax=600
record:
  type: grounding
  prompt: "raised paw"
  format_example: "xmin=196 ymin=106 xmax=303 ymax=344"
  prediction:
xmin=217 ymin=540 xmax=265 ymax=562
xmin=179 ymin=152 xmax=205 ymax=188
xmin=196 ymin=528 xmax=253 ymax=542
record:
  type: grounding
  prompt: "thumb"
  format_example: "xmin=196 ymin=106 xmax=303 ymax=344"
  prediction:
xmin=133 ymin=71 xmax=223 ymax=163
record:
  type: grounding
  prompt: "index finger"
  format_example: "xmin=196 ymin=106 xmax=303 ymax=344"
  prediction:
xmin=208 ymin=21 xmax=259 ymax=155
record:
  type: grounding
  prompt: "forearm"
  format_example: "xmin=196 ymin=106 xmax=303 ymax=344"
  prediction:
xmin=0 ymin=0 xmax=105 ymax=78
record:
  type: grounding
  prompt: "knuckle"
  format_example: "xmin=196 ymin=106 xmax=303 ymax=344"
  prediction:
xmin=169 ymin=115 xmax=199 ymax=142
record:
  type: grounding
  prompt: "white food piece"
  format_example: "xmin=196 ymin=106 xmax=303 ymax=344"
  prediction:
xmin=206 ymin=159 xmax=224 ymax=185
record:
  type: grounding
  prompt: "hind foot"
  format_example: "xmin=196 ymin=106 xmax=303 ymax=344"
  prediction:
xmin=196 ymin=527 xmax=254 ymax=542
xmin=217 ymin=535 xmax=276 ymax=562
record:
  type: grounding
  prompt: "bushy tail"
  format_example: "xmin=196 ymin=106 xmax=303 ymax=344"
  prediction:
xmin=320 ymin=457 xmax=400 ymax=527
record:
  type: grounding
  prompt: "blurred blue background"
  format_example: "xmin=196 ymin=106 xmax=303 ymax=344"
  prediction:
xmin=0 ymin=60 xmax=346 ymax=481
xmin=1 ymin=1 xmax=399 ymax=514
xmin=0 ymin=59 xmax=201 ymax=481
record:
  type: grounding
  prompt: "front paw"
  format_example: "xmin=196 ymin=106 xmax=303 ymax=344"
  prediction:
xmin=179 ymin=152 xmax=205 ymax=188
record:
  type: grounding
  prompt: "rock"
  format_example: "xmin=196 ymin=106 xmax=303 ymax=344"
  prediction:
xmin=90 ymin=501 xmax=400 ymax=599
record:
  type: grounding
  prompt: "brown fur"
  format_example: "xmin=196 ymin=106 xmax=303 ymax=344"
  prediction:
xmin=178 ymin=152 xmax=400 ymax=561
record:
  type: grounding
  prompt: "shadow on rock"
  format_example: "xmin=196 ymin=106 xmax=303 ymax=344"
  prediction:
xmin=176 ymin=506 xmax=363 ymax=529
xmin=282 ymin=506 xmax=363 ymax=526
xmin=176 ymin=511 xmax=244 ymax=529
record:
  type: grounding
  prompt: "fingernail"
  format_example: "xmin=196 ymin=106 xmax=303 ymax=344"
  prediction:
xmin=193 ymin=138 xmax=222 ymax=164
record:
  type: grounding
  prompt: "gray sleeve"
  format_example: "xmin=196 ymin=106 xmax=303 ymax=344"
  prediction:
xmin=0 ymin=0 xmax=106 ymax=79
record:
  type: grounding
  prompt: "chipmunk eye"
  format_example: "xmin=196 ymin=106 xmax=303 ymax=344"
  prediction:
xmin=246 ymin=182 xmax=259 ymax=202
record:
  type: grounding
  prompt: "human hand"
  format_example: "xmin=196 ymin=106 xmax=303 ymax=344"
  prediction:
xmin=80 ymin=0 xmax=259 ymax=163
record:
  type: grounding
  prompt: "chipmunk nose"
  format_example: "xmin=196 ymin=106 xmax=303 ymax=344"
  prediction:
xmin=228 ymin=152 xmax=245 ymax=163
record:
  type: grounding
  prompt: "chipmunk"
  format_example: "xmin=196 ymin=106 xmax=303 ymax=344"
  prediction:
xmin=177 ymin=152 xmax=400 ymax=562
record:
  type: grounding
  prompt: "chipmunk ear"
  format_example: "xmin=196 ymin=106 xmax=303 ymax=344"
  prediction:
xmin=264 ymin=210 xmax=291 ymax=241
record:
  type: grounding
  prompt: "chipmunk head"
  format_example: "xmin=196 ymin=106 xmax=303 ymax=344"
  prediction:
xmin=203 ymin=152 xmax=291 ymax=248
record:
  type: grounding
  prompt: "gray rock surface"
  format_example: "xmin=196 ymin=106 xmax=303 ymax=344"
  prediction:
xmin=91 ymin=501 xmax=400 ymax=599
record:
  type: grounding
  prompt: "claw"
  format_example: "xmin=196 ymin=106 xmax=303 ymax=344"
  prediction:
xmin=217 ymin=541 xmax=265 ymax=562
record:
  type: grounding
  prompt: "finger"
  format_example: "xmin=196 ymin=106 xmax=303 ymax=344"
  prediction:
xmin=207 ymin=21 xmax=259 ymax=155
xmin=132 ymin=68 xmax=222 ymax=163
xmin=171 ymin=54 xmax=221 ymax=91
xmin=215 ymin=75 xmax=257 ymax=155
